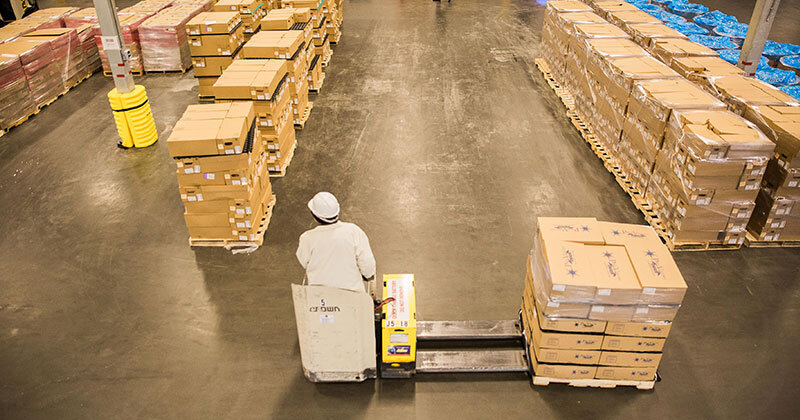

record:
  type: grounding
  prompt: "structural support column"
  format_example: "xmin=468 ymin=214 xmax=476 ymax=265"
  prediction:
xmin=738 ymin=0 xmax=781 ymax=76
xmin=92 ymin=0 xmax=135 ymax=93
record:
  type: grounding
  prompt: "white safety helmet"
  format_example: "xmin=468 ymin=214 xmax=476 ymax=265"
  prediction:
xmin=308 ymin=192 xmax=340 ymax=222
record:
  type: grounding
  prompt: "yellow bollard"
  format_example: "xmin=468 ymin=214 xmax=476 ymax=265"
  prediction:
xmin=107 ymin=85 xmax=158 ymax=148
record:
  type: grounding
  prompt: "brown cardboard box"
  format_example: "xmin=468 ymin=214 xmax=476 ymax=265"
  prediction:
xmin=261 ymin=9 xmax=295 ymax=30
xmin=214 ymin=0 xmax=261 ymax=14
xmin=650 ymin=38 xmax=718 ymax=66
xmin=711 ymin=76 xmax=800 ymax=115
xmin=601 ymin=334 xmax=665 ymax=352
xmin=188 ymin=25 xmax=244 ymax=56
xmin=193 ymin=54 xmax=238 ymax=77
xmin=197 ymin=76 xmax=218 ymax=97
xmin=607 ymin=10 xmax=661 ymax=29
xmin=595 ymin=366 xmax=657 ymax=380
xmin=175 ymin=137 xmax=265 ymax=186
xmin=529 ymin=356 xmax=598 ymax=379
xmin=546 ymin=0 xmax=593 ymax=14
xmin=528 ymin=305 xmax=603 ymax=350
xmin=167 ymin=102 xmax=255 ymax=158
xmin=573 ymin=22 xmax=630 ymax=41
xmin=187 ymin=12 xmax=241 ymax=35
xmin=631 ymin=304 xmax=680 ymax=322
xmin=627 ymin=23 xmax=686 ymax=48
xmin=213 ymin=59 xmax=289 ymax=101
xmin=599 ymin=351 xmax=663 ymax=367
xmin=591 ymin=56 xmax=680 ymax=114
xmin=670 ymin=56 xmax=746 ymax=89
xmin=524 ymin=287 xmax=607 ymax=333
xmin=551 ymin=12 xmax=607 ymax=47
xmin=593 ymin=1 xmax=639 ymax=19
xmin=183 ymin=168 xmax=268 ymax=215
xmin=605 ymin=321 xmax=671 ymax=338
xmin=743 ymin=105 xmax=800 ymax=169
xmin=242 ymin=30 xmax=305 ymax=59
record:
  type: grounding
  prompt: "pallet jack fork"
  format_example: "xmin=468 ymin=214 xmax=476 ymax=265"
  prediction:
xmin=379 ymin=274 xmax=528 ymax=378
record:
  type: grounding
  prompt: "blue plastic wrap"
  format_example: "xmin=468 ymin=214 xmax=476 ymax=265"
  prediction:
xmin=693 ymin=10 xmax=738 ymax=30
xmin=648 ymin=10 xmax=687 ymax=24
xmin=755 ymin=66 xmax=798 ymax=86
xmin=688 ymin=34 xmax=739 ymax=50
xmin=714 ymin=22 xmax=749 ymax=45
xmin=650 ymin=0 xmax=687 ymax=5
xmin=780 ymin=55 xmax=800 ymax=71
xmin=624 ymin=0 xmax=651 ymax=4
xmin=668 ymin=3 xmax=709 ymax=19
xmin=665 ymin=21 xmax=709 ymax=35
xmin=763 ymin=41 xmax=800 ymax=61
xmin=780 ymin=86 xmax=800 ymax=101
xmin=718 ymin=49 xmax=769 ymax=68
xmin=637 ymin=4 xmax=662 ymax=13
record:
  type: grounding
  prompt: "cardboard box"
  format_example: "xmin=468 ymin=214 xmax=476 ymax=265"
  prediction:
xmin=711 ymin=76 xmax=800 ymax=115
xmin=523 ymin=286 xmax=607 ymax=333
xmin=593 ymin=0 xmax=639 ymax=19
xmin=605 ymin=321 xmax=671 ymax=338
xmin=595 ymin=366 xmax=657 ymax=380
xmin=186 ymin=12 xmax=241 ymax=35
xmin=197 ymin=76 xmax=218 ymax=97
xmin=188 ymin=25 xmax=244 ymax=56
xmin=671 ymin=56 xmax=746 ymax=88
xmin=528 ymin=304 xmax=603 ymax=350
xmin=242 ymin=29 xmax=306 ymax=59
xmin=627 ymin=23 xmax=686 ymax=48
xmin=607 ymin=10 xmax=662 ymax=28
xmin=631 ymin=304 xmax=679 ymax=322
xmin=175 ymin=137 xmax=265 ymax=186
xmin=193 ymin=53 xmax=239 ymax=77
xmin=573 ymin=22 xmax=630 ymax=41
xmin=743 ymin=105 xmax=800 ymax=169
xmin=651 ymin=38 xmax=719 ymax=66
xmin=214 ymin=0 xmax=261 ymax=14
xmin=546 ymin=0 xmax=593 ymax=14
xmin=591 ymin=56 xmax=681 ymax=113
xmin=213 ymin=58 xmax=288 ymax=101
xmin=601 ymin=334 xmax=665 ymax=352
xmin=599 ymin=350 xmax=663 ymax=367
xmin=529 ymin=356 xmax=598 ymax=379
xmin=261 ymin=9 xmax=295 ymax=30
xmin=167 ymin=102 xmax=255 ymax=158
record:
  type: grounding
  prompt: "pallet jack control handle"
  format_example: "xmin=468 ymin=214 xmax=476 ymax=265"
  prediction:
xmin=374 ymin=297 xmax=395 ymax=311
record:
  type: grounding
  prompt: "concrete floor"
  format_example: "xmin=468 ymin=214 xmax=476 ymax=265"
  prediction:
xmin=2 ymin=0 xmax=800 ymax=418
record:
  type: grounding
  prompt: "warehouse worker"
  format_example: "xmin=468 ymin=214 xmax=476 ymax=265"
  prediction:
xmin=296 ymin=192 xmax=377 ymax=299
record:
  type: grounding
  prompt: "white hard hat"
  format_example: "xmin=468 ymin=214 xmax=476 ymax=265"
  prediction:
xmin=308 ymin=192 xmax=340 ymax=220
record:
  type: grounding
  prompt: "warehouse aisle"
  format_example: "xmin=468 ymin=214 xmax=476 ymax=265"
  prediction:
xmin=1 ymin=0 xmax=799 ymax=418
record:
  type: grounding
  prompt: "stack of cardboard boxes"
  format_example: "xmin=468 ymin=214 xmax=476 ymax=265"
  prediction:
xmin=242 ymin=27 xmax=312 ymax=128
xmin=187 ymin=11 xmax=245 ymax=100
xmin=97 ymin=11 xmax=151 ymax=74
xmin=214 ymin=0 xmax=268 ymax=42
xmin=22 ymin=27 xmax=87 ymax=89
xmin=212 ymin=59 xmax=296 ymax=174
xmin=260 ymin=7 xmax=317 ymax=95
xmin=139 ymin=4 xmax=206 ymax=72
xmin=0 ymin=50 xmax=37 ymax=131
xmin=167 ymin=102 xmax=275 ymax=244
xmin=0 ymin=38 xmax=65 ymax=107
xmin=522 ymin=217 xmax=686 ymax=381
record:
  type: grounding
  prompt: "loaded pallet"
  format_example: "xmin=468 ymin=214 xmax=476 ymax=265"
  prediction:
xmin=534 ymin=58 xmax=740 ymax=252
xmin=268 ymin=142 xmax=297 ymax=178
xmin=744 ymin=233 xmax=800 ymax=248
xmin=188 ymin=195 xmax=277 ymax=248
xmin=294 ymin=102 xmax=314 ymax=129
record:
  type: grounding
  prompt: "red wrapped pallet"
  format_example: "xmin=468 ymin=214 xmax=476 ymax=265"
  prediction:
xmin=64 ymin=8 xmax=99 ymax=28
xmin=0 ymin=39 xmax=64 ymax=106
xmin=24 ymin=28 xmax=88 ymax=88
xmin=76 ymin=24 xmax=102 ymax=74
xmin=0 ymin=53 xmax=37 ymax=130
xmin=140 ymin=4 xmax=205 ymax=72
xmin=95 ymin=13 xmax=151 ymax=74
xmin=171 ymin=0 xmax=215 ymax=11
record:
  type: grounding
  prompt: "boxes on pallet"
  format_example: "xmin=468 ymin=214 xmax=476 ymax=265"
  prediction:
xmin=23 ymin=27 xmax=88 ymax=88
xmin=307 ymin=53 xmax=323 ymax=90
xmin=0 ymin=53 xmax=37 ymax=130
xmin=215 ymin=0 xmax=266 ymax=39
xmin=96 ymin=12 xmax=151 ymax=74
xmin=645 ymin=110 xmax=775 ymax=244
xmin=521 ymin=217 xmax=683 ymax=382
xmin=168 ymin=102 xmax=275 ymax=242
xmin=649 ymin=38 xmax=718 ymax=66
xmin=706 ymin=75 xmax=799 ymax=116
xmin=741 ymin=105 xmax=800 ymax=241
xmin=592 ymin=1 xmax=640 ymax=19
xmin=187 ymin=11 xmax=246 ymax=98
xmin=668 ymin=56 xmax=745 ymax=90
xmin=0 ymin=38 xmax=65 ymax=107
xmin=607 ymin=10 xmax=662 ymax=31
xmin=139 ymin=5 xmax=206 ymax=72
xmin=64 ymin=8 xmax=98 ymax=28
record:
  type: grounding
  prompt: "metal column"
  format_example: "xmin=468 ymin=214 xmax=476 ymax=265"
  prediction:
xmin=737 ymin=0 xmax=781 ymax=76
xmin=92 ymin=0 xmax=135 ymax=93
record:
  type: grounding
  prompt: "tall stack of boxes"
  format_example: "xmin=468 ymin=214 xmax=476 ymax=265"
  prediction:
xmin=242 ymin=27 xmax=311 ymax=128
xmin=139 ymin=4 xmax=206 ymax=72
xmin=97 ymin=11 xmax=151 ymax=74
xmin=22 ymin=27 xmax=87 ymax=89
xmin=214 ymin=0 xmax=267 ymax=42
xmin=187 ymin=11 xmax=245 ymax=100
xmin=522 ymin=217 xmax=686 ymax=381
xmin=262 ymin=7 xmax=321 ymax=93
xmin=212 ymin=59 xmax=296 ymax=174
xmin=0 ymin=50 xmax=37 ymax=131
xmin=167 ymin=102 xmax=275 ymax=244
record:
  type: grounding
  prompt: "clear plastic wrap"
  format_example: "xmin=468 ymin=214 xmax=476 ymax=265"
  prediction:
xmin=650 ymin=37 xmax=718 ymax=66
xmin=27 ymin=7 xmax=81 ymax=28
xmin=665 ymin=21 xmax=708 ymax=36
xmin=592 ymin=1 xmax=639 ymax=19
xmin=23 ymin=27 xmax=87 ymax=88
xmin=0 ymin=55 xmax=37 ymax=129
xmin=626 ymin=22 xmax=686 ymax=49
xmin=607 ymin=9 xmax=662 ymax=30
xmin=747 ymin=187 xmax=800 ymax=241
xmin=687 ymin=34 xmax=738 ymax=51
xmin=64 ymin=8 xmax=99 ymax=28
xmin=705 ymin=75 xmax=800 ymax=115
xmin=139 ymin=5 xmax=205 ymax=72
xmin=94 ymin=13 xmax=152 ymax=74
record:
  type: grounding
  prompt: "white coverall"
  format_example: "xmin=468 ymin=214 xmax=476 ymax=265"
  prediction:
xmin=296 ymin=222 xmax=377 ymax=296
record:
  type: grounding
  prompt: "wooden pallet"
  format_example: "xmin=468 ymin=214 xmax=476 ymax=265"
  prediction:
xmin=309 ymin=72 xmax=326 ymax=94
xmin=534 ymin=57 xmax=742 ymax=252
xmin=66 ymin=71 xmax=93 ymax=89
xmin=269 ymin=142 xmax=296 ymax=178
xmin=145 ymin=66 xmax=192 ymax=74
xmin=198 ymin=95 xmax=215 ymax=103
xmin=532 ymin=375 xmax=656 ymax=390
xmin=321 ymin=51 xmax=332 ymax=68
xmin=744 ymin=232 xmax=800 ymax=248
xmin=294 ymin=101 xmax=313 ymax=129
xmin=330 ymin=32 xmax=341 ymax=45
xmin=188 ymin=195 xmax=276 ymax=248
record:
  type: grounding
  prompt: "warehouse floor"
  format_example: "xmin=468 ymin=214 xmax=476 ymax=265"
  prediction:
xmin=2 ymin=0 xmax=800 ymax=418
